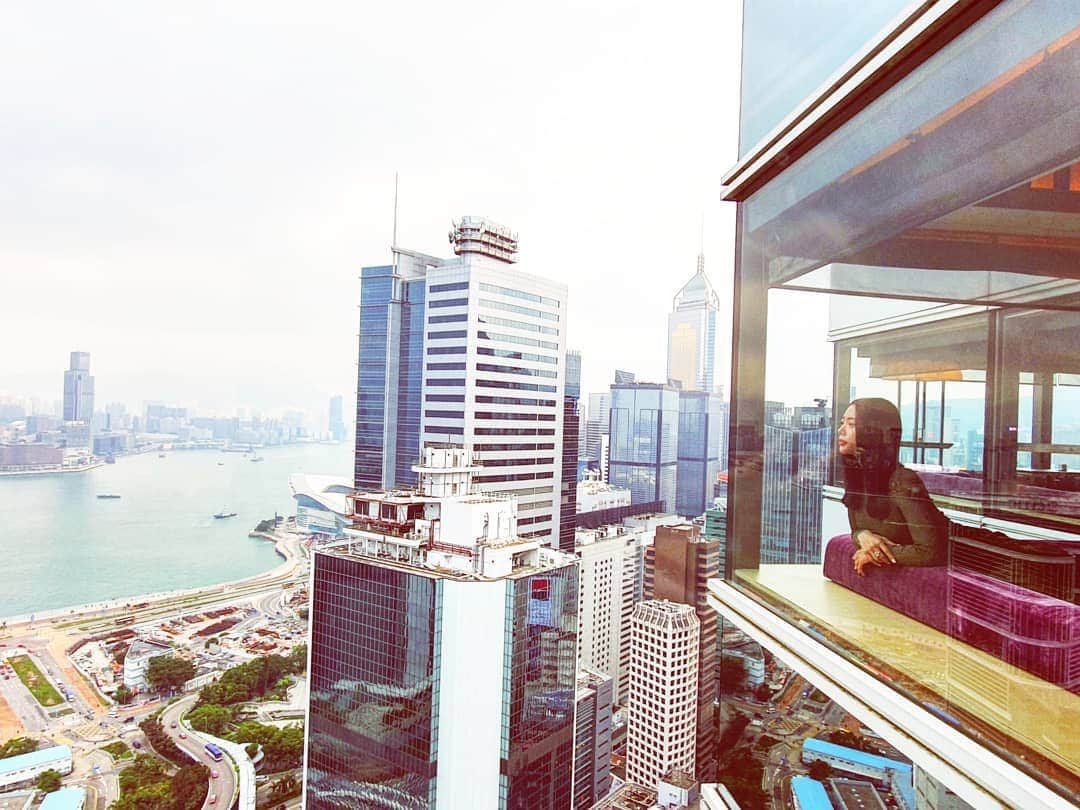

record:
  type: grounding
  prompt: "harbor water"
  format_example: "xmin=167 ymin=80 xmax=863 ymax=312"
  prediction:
xmin=0 ymin=442 xmax=351 ymax=619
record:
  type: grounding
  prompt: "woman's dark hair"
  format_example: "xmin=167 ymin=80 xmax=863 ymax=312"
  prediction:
xmin=841 ymin=397 xmax=902 ymax=519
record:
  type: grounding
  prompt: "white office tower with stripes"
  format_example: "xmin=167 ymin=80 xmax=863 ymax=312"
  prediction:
xmin=626 ymin=600 xmax=700 ymax=789
xmin=421 ymin=217 xmax=568 ymax=546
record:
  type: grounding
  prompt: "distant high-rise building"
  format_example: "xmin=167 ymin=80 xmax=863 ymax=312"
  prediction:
xmin=307 ymin=445 xmax=578 ymax=809
xmin=561 ymin=350 xmax=582 ymax=553
xmin=575 ymin=525 xmax=629 ymax=701
xmin=645 ymin=523 xmax=720 ymax=781
xmin=328 ymin=394 xmax=346 ymax=442
xmin=609 ymin=381 xmax=679 ymax=511
xmin=626 ymin=600 xmax=699 ymax=788
xmin=355 ymin=218 xmax=568 ymax=547
xmin=762 ymin=417 xmax=832 ymax=564
xmin=62 ymin=352 xmax=94 ymax=423
xmin=676 ymin=392 xmax=727 ymax=517
xmin=573 ymin=668 xmax=614 ymax=809
xmin=610 ymin=381 xmax=727 ymax=518
xmin=584 ymin=392 xmax=611 ymax=465
xmin=667 ymin=255 xmax=721 ymax=394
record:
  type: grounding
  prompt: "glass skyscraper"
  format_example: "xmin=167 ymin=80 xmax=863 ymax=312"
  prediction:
xmin=354 ymin=251 xmax=441 ymax=492
xmin=675 ymin=391 xmax=726 ymax=517
xmin=608 ymin=382 xmax=679 ymax=512
xmin=666 ymin=255 xmax=720 ymax=394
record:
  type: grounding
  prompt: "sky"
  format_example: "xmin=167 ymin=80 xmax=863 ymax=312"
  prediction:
xmin=0 ymin=1 xmax=835 ymax=423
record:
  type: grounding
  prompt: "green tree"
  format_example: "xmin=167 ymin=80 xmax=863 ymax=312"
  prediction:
xmin=36 ymin=769 xmax=62 ymax=793
xmin=719 ymin=657 xmax=748 ymax=695
xmin=0 ymin=736 xmax=38 ymax=759
xmin=169 ymin=763 xmax=210 ymax=810
xmin=117 ymin=754 xmax=169 ymax=792
xmin=115 ymin=684 xmax=134 ymax=705
xmin=808 ymin=760 xmax=834 ymax=781
xmin=146 ymin=655 xmax=196 ymax=694
xmin=187 ymin=703 xmax=234 ymax=736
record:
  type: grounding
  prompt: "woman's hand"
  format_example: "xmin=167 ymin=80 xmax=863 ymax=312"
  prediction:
xmin=855 ymin=530 xmax=897 ymax=563
xmin=852 ymin=530 xmax=896 ymax=575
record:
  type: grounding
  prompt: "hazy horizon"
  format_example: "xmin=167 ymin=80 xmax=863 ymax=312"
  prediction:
xmin=0 ymin=2 xmax=754 ymax=419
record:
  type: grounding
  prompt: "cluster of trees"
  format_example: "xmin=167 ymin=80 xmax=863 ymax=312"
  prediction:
xmin=146 ymin=656 xmax=196 ymax=694
xmin=228 ymin=722 xmax=303 ymax=772
xmin=0 ymin=737 xmax=38 ymax=759
xmin=113 ymin=754 xmax=208 ymax=810
xmin=139 ymin=718 xmax=190 ymax=767
xmin=187 ymin=647 xmax=308 ymax=751
xmin=722 ymin=746 xmax=766 ymax=810
xmin=196 ymin=646 xmax=306 ymax=709
xmin=36 ymin=769 xmax=62 ymax=793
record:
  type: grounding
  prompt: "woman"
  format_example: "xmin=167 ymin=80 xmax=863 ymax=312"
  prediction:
xmin=838 ymin=397 xmax=949 ymax=575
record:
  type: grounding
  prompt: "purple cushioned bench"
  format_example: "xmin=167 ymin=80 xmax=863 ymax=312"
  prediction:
xmin=823 ymin=534 xmax=1080 ymax=692
xmin=822 ymin=534 xmax=949 ymax=633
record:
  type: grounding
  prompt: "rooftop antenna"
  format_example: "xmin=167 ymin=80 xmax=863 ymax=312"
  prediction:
xmin=698 ymin=211 xmax=705 ymax=274
xmin=392 ymin=172 xmax=399 ymax=270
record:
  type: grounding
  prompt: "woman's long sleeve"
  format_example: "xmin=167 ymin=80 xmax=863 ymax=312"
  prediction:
xmin=890 ymin=472 xmax=948 ymax=566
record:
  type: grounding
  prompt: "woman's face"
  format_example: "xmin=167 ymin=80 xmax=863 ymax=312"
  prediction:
xmin=837 ymin=404 xmax=857 ymax=456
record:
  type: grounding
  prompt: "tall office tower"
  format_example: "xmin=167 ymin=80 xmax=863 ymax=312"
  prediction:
xmin=355 ymin=218 xmax=568 ymax=547
xmin=575 ymin=526 xmax=628 ymax=700
xmin=666 ymin=254 xmax=720 ymax=393
xmin=644 ymin=523 xmax=720 ymax=781
xmin=421 ymin=217 xmax=568 ymax=547
xmin=62 ymin=351 xmax=94 ymax=423
xmin=561 ymin=350 xmax=582 ymax=552
xmin=626 ymin=601 xmax=699 ymax=788
xmin=608 ymin=381 xmax=679 ymax=511
xmin=584 ymin=392 xmax=611 ymax=463
xmin=307 ymin=445 xmax=578 ymax=809
xmin=761 ymin=419 xmax=832 ymax=563
xmin=617 ymin=523 xmax=649 ymax=705
xmin=328 ymin=394 xmax=346 ymax=441
xmin=675 ymin=391 xmax=726 ymax=517
xmin=573 ymin=668 xmax=614 ymax=809
xmin=355 ymin=248 xmax=444 ymax=491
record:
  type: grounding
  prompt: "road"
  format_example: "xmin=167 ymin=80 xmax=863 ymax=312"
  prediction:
xmin=160 ymin=695 xmax=238 ymax=810
xmin=0 ymin=658 xmax=47 ymax=732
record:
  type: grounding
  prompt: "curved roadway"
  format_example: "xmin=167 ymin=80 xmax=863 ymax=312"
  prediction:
xmin=160 ymin=695 xmax=238 ymax=810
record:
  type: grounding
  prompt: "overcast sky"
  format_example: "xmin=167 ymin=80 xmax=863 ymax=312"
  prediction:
xmin=0 ymin=1 xmax=835 ymax=422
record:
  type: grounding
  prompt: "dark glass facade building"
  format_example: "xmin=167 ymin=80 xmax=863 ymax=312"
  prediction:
xmin=354 ymin=260 xmax=429 ymax=491
xmin=676 ymin=391 xmax=727 ymax=518
xmin=307 ymin=553 xmax=439 ymax=809
xmin=306 ymin=543 xmax=578 ymax=809
xmin=560 ymin=350 xmax=582 ymax=553
xmin=608 ymin=383 xmax=679 ymax=511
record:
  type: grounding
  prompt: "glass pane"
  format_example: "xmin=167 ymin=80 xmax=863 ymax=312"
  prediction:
xmin=728 ymin=6 xmax=1080 ymax=794
xmin=739 ymin=0 xmax=913 ymax=155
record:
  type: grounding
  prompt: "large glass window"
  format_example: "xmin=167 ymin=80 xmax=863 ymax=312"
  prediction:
xmin=738 ymin=0 xmax=912 ymax=155
xmin=727 ymin=4 xmax=1080 ymax=800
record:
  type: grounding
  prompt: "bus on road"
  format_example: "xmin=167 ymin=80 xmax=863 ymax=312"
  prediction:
xmin=204 ymin=743 xmax=224 ymax=762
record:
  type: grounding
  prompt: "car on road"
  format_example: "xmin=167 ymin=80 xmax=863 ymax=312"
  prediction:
xmin=212 ymin=770 xmax=219 ymax=779
xmin=170 ymin=721 xmax=177 ymax=728
xmin=132 ymin=741 xmax=141 ymax=749
xmin=178 ymin=732 xmax=187 ymax=739
xmin=208 ymin=795 xmax=217 ymax=805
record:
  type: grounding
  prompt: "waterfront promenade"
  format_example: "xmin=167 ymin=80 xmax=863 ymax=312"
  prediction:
xmin=0 ymin=525 xmax=309 ymax=741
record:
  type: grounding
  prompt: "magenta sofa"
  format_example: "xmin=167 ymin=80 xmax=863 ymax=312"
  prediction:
xmin=823 ymin=534 xmax=1080 ymax=692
